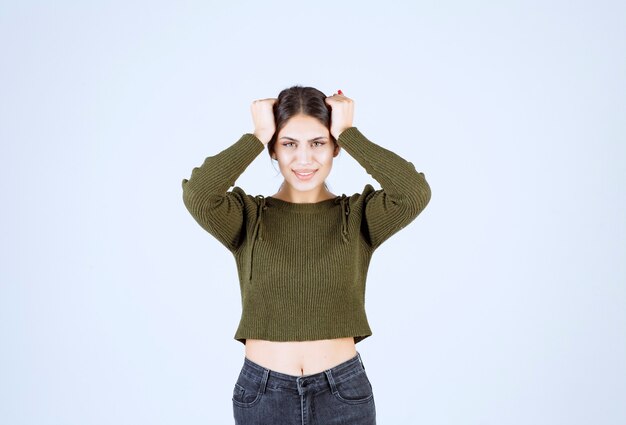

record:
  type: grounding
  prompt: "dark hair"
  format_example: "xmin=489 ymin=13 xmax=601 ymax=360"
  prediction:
xmin=267 ymin=85 xmax=337 ymax=158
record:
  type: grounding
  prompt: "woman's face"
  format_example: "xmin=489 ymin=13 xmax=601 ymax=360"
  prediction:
xmin=273 ymin=113 xmax=339 ymax=196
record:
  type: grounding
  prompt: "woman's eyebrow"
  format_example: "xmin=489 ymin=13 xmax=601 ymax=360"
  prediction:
xmin=279 ymin=136 xmax=328 ymax=142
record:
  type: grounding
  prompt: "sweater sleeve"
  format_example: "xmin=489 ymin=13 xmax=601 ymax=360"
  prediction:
xmin=181 ymin=133 xmax=265 ymax=252
xmin=336 ymin=127 xmax=431 ymax=250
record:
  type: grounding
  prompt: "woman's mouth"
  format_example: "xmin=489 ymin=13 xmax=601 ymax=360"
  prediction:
xmin=293 ymin=170 xmax=317 ymax=181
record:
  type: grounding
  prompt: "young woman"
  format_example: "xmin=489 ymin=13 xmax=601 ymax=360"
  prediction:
xmin=182 ymin=86 xmax=431 ymax=424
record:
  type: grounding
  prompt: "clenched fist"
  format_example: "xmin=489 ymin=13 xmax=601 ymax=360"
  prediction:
xmin=250 ymin=98 xmax=277 ymax=145
xmin=324 ymin=92 xmax=354 ymax=140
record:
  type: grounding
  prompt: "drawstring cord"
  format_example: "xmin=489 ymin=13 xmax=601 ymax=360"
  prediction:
xmin=335 ymin=194 xmax=350 ymax=244
xmin=248 ymin=195 xmax=267 ymax=284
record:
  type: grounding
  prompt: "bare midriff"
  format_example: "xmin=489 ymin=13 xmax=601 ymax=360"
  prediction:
xmin=244 ymin=337 xmax=357 ymax=376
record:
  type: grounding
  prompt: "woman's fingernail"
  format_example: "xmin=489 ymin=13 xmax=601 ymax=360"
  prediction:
xmin=338 ymin=89 xmax=343 ymax=95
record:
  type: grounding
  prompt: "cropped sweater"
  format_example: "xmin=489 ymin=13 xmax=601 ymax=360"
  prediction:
xmin=181 ymin=127 xmax=431 ymax=345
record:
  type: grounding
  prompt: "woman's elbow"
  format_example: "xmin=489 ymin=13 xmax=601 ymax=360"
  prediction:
xmin=406 ymin=173 xmax=431 ymax=216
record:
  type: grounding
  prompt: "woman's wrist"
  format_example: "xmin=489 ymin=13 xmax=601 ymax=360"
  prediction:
xmin=334 ymin=126 xmax=353 ymax=140
xmin=253 ymin=131 xmax=271 ymax=146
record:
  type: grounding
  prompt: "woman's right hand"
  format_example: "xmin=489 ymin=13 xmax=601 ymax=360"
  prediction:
xmin=250 ymin=98 xmax=277 ymax=145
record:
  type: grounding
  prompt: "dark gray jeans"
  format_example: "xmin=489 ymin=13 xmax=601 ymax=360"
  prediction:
xmin=232 ymin=351 xmax=376 ymax=425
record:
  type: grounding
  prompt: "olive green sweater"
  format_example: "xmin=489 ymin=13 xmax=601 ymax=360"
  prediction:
xmin=181 ymin=127 xmax=431 ymax=344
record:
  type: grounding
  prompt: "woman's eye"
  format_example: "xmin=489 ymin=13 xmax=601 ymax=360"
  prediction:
xmin=282 ymin=141 xmax=325 ymax=147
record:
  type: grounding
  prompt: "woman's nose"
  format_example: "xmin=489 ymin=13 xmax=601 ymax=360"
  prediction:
xmin=297 ymin=146 xmax=312 ymax=163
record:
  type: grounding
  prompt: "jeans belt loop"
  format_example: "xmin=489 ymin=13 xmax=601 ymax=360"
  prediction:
xmin=259 ymin=368 xmax=269 ymax=394
xmin=324 ymin=369 xmax=338 ymax=395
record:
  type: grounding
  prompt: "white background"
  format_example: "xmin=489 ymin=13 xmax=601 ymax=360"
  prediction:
xmin=1 ymin=1 xmax=625 ymax=424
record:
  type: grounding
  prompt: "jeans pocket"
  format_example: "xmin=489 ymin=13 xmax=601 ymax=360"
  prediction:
xmin=232 ymin=373 xmax=263 ymax=408
xmin=332 ymin=369 xmax=374 ymax=405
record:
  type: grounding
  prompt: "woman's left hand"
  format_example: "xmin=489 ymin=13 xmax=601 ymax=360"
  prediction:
xmin=325 ymin=90 xmax=354 ymax=140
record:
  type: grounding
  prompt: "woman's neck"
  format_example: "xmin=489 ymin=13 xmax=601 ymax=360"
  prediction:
xmin=271 ymin=184 xmax=336 ymax=203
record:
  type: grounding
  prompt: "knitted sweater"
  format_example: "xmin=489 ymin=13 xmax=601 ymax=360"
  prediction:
xmin=181 ymin=127 xmax=431 ymax=344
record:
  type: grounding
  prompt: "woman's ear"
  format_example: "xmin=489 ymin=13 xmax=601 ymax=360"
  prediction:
xmin=333 ymin=144 xmax=341 ymax=157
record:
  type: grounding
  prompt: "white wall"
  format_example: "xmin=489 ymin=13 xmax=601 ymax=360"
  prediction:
xmin=1 ymin=1 xmax=624 ymax=424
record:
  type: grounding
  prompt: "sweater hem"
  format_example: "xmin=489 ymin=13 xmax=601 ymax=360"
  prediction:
xmin=234 ymin=331 xmax=373 ymax=346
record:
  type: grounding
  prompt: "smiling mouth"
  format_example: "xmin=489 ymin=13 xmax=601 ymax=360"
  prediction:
xmin=293 ymin=170 xmax=317 ymax=180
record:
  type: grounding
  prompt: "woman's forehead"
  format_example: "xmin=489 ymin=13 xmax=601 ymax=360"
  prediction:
xmin=279 ymin=115 xmax=329 ymax=138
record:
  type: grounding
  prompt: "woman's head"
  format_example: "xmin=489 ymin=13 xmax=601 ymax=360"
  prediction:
xmin=267 ymin=86 xmax=336 ymax=152
xmin=268 ymin=85 xmax=340 ymax=198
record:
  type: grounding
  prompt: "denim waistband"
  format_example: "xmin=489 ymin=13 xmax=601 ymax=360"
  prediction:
xmin=239 ymin=351 xmax=366 ymax=395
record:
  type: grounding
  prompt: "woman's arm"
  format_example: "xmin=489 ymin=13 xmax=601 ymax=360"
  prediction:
xmin=336 ymin=127 xmax=431 ymax=250
xmin=325 ymin=92 xmax=431 ymax=249
xmin=182 ymin=98 xmax=275 ymax=252
xmin=181 ymin=134 xmax=264 ymax=252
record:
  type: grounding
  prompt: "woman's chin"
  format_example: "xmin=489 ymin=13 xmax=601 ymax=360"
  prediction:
xmin=285 ymin=178 xmax=323 ymax=192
